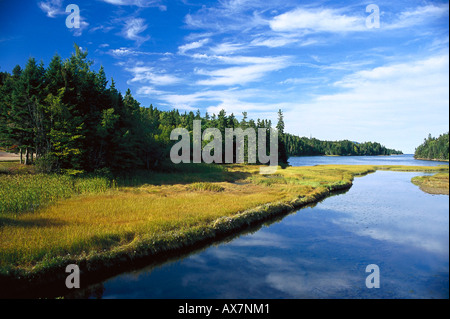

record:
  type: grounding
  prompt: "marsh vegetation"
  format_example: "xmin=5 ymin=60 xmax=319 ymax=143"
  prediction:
xmin=0 ymin=160 xmax=447 ymax=289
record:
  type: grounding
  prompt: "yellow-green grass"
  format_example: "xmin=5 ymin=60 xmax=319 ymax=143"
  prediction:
xmin=0 ymin=173 xmax=112 ymax=216
xmin=0 ymin=163 xmax=448 ymax=284
xmin=0 ymin=161 xmax=22 ymax=174
xmin=412 ymin=173 xmax=449 ymax=195
xmin=0 ymin=164 xmax=364 ymax=272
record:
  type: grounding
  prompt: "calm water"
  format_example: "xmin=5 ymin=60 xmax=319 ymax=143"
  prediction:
xmin=288 ymin=154 xmax=449 ymax=167
xmin=72 ymin=155 xmax=449 ymax=299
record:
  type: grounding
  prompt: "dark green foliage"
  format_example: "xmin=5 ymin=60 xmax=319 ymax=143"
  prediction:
xmin=0 ymin=45 xmax=278 ymax=173
xmin=0 ymin=45 xmax=403 ymax=172
xmin=415 ymin=133 xmax=449 ymax=161
xmin=0 ymin=45 xmax=163 ymax=173
xmin=276 ymin=109 xmax=288 ymax=167
xmin=283 ymin=134 xmax=403 ymax=157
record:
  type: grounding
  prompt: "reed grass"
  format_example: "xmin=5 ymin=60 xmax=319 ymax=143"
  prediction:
xmin=187 ymin=182 xmax=225 ymax=192
xmin=411 ymin=172 xmax=449 ymax=195
xmin=0 ymin=163 xmax=447 ymax=280
xmin=0 ymin=173 xmax=111 ymax=217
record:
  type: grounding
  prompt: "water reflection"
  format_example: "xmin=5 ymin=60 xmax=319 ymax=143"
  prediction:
xmin=288 ymin=154 xmax=449 ymax=167
xmin=69 ymin=169 xmax=448 ymax=299
xmin=325 ymin=171 xmax=449 ymax=255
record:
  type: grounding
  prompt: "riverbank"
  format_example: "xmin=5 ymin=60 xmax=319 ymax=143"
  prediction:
xmin=0 ymin=151 xmax=20 ymax=162
xmin=412 ymin=173 xmax=449 ymax=195
xmin=415 ymin=157 xmax=449 ymax=163
xmin=0 ymin=163 xmax=448 ymax=298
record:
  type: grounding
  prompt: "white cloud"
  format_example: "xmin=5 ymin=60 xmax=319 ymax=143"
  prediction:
xmin=101 ymin=0 xmax=166 ymax=10
xmin=195 ymin=65 xmax=275 ymax=86
xmin=386 ymin=4 xmax=449 ymax=30
xmin=136 ymin=86 xmax=166 ymax=96
xmin=195 ymin=56 xmax=290 ymax=86
xmin=108 ymin=48 xmax=173 ymax=58
xmin=192 ymin=54 xmax=288 ymax=66
xmin=270 ymin=8 xmax=366 ymax=33
xmin=38 ymin=0 xmax=89 ymax=36
xmin=284 ymin=53 xmax=450 ymax=153
xmin=210 ymin=42 xmax=247 ymax=55
xmin=111 ymin=2 xmax=447 ymax=156
xmin=137 ymin=86 xmax=286 ymax=118
xmin=183 ymin=0 xmax=270 ymax=33
xmin=71 ymin=17 xmax=90 ymax=37
xmin=269 ymin=4 xmax=449 ymax=35
xmin=38 ymin=0 xmax=63 ymax=18
xmin=122 ymin=18 xmax=150 ymax=44
xmin=178 ymin=39 xmax=210 ymax=55
xmin=228 ymin=231 xmax=289 ymax=248
xmin=109 ymin=47 xmax=140 ymax=57
xmin=280 ymin=77 xmax=329 ymax=85
xmin=126 ymin=65 xmax=181 ymax=86
xmin=266 ymin=271 xmax=354 ymax=297
xmin=251 ymin=36 xmax=297 ymax=48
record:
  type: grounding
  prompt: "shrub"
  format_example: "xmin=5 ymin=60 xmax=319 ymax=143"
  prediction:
xmin=187 ymin=182 xmax=225 ymax=192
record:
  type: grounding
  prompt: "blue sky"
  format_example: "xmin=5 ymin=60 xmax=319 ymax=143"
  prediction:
xmin=0 ymin=0 xmax=449 ymax=153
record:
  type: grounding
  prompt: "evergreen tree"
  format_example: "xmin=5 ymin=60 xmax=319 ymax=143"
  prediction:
xmin=276 ymin=109 xmax=289 ymax=167
xmin=0 ymin=44 xmax=404 ymax=175
xmin=415 ymin=132 xmax=449 ymax=161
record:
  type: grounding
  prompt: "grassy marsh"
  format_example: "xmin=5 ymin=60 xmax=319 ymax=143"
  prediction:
xmin=412 ymin=172 xmax=449 ymax=195
xmin=0 ymin=161 xmax=448 ymax=295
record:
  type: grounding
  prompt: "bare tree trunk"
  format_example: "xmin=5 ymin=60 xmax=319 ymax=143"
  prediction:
xmin=20 ymin=148 xmax=23 ymax=165
xmin=25 ymin=148 xmax=29 ymax=166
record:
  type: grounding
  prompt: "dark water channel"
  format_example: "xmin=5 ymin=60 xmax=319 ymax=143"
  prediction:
xmin=69 ymin=155 xmax=449 ymax=299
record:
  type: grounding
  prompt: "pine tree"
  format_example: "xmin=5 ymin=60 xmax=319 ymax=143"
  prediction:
xmin=276 ymin=109 xmax=289 ymax=167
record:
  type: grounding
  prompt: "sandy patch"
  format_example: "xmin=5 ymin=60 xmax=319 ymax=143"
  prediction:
xmin=0 ymin=151 xmax=20 ymax=161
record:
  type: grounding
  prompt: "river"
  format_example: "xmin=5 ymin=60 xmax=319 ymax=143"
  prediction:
xmin=68 ymin=155 xmax=449 ymax=299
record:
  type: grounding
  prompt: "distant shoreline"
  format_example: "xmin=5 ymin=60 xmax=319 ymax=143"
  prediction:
xmin=288 ymin=154 xmax=404 ymax=158
xmin=415 ymin=157 xmax=449 ymax=163
xmin=0 ymin=163 xmax=448 ymax=299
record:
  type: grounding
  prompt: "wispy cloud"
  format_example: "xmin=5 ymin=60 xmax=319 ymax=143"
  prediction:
xmin=38 ymin=0 xmax=64 ymax=18
xmin=101 ymin=0 xmax=167 ymax=10
xmin=122 ymin=18 xmax=150 ymax=44
xmin=73 ymin=0 xmax=447 ymax=155
xmin=269 ymin=4 xmax=449 ymax=35
xmin=136 ymin=86 xmax=166 ymax=96
xmin=251 ymin=36 xmax=299 ymax=48
xmin=184 ymin=0 xmax=272 ymax=33
xmin=210 ymin=42 xmax=247 ymax=55
xmin=194 ymin=55 xmax=291 ymax=86
xmin=385 ymin=4 xmax=449 ymax=30
xmin=38 ymin=0 xmax=89 ymax=36
xmin=178 ymin=38 xmax=210 ymax=55
xmin=126 ymin=65 xmax=181 ymax=86
xmin=270 ymin=8 xmax=366 ymax=33
xmin=108 ymin=47 xmax=172 ymax=58
xmin=284 ymin=53 xmax=449 ymax=153
xmin=71 ymin=17 xmax=90 ymax=37
xmin=280 ymin=77 xmax=329 ymax=85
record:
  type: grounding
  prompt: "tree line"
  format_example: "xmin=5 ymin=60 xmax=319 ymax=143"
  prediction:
xmin=0 ymin=45 xmax=402 ymax=174
xmin=0 ymin=46 xmax=289 ymax=174
xmin=415 ymin=132 xmax=449 ymax=161
xmin=283 ymin=134 xmax=402 ymax=157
